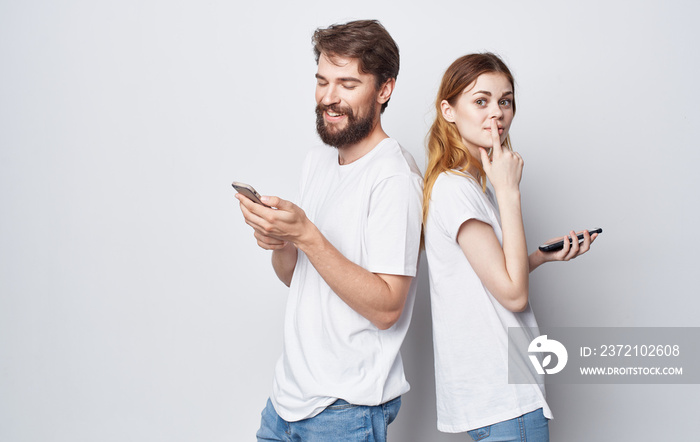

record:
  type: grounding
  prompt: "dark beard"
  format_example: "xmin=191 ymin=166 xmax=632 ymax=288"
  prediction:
xmin=315 ymin=102 xmax=376 ymax=148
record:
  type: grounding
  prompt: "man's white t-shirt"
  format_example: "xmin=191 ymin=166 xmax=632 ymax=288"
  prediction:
xmin=270 ymin=138 xmax=423 ymax=422
xmin=424 ymin=171 xmax=552 ymax=433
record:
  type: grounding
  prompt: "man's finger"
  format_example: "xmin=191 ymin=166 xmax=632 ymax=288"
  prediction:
xmin=237 ymin=193 xmax=278 ymax=217
xmin=254 ymin=230 xmax=286 ymax=246
xmin=261 ymin=195 xmax=293 ymax=211
xmin=237 ymin=194 xmax=270 ymax=229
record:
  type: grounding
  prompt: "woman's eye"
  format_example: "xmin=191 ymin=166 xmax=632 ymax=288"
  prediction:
xmin=475 ymin=99 xmax=486 ymax=106
xmin=500 ymin=99 xmax=512 ymax=107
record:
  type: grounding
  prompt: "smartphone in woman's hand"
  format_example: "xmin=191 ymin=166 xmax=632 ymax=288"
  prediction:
xmin=539 ymin=228 xmax=602 ymax=252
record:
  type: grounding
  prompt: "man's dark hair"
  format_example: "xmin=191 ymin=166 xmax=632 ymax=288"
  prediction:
xmin=312 ymin=20 xmax=399 ymax=113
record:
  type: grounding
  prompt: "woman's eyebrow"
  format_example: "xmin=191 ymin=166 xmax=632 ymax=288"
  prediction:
xmin=471 ymin=90 xmax=514 ymax=96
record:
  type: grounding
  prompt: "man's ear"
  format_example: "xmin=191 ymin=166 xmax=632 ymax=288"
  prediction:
xmin=377 ymin=78 xmax=396 ymax=105
xmin=440 ymin=100 xmax=455 ymax=123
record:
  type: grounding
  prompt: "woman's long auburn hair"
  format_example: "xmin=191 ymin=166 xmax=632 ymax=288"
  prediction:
xmin=422 ymin=53 xmax=516 ymax=225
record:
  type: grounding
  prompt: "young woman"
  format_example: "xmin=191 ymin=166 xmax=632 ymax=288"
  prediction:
xmin=422 ymin=53 xmax=597 ymax=441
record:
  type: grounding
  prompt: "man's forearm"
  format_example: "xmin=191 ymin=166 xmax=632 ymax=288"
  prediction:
xmin=296 ymin=224 xmax=410 ymax=330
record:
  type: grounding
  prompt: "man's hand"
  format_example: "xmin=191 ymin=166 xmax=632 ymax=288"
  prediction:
xmin=235 ymin=194 xmax=312 ymax=250
xmin=235 ymin=193 xmax=302 ymax=286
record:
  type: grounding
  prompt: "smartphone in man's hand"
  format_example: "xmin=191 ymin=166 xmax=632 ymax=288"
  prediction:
xmin=232 ymin=181 xmax=270 ymax=207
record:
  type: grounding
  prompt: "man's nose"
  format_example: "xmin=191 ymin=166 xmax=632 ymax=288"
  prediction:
xmin=320 ymin=85 xmax=340 ymax=106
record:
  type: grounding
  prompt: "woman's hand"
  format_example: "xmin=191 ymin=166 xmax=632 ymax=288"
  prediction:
xmin=479 ymin=118 xmax=523 ymax=194
xmin=464 ymin=120 xmax=530 ymax=312
xmin=529 ymin=229 xmax=599 ymax=271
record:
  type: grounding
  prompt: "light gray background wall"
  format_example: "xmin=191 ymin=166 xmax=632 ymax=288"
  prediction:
xmin=2 ymin=0 xmax=699 ymax=440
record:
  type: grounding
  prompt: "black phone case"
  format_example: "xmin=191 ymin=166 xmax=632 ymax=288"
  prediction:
xmin=539 ymin=228 xmax=602 ymax=252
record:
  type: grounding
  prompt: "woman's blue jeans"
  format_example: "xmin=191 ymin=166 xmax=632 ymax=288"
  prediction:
xmin=467 ymin=408 xmax=549 ymax=442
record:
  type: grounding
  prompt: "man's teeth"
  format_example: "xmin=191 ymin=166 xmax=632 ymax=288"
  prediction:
xmin=327 ymin=111 xmax=344 ymax=117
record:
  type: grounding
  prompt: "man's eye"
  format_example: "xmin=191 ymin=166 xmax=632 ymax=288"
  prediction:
xmin=343 ymin=84 xmax=357 ymax=90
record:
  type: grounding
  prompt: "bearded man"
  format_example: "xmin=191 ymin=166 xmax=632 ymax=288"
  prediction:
xmin=235 ymin=19 xmax=423 ymax=441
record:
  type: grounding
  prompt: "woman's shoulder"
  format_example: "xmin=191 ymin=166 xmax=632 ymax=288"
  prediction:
xmin=431 ymin=170 xmax=494 ymax=214
xmin=433 ymin=170 xmax=482 ymax=195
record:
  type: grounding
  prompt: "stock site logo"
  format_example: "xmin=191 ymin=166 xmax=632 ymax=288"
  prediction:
xmin=528 ymin=335 xmax=568 ymax=375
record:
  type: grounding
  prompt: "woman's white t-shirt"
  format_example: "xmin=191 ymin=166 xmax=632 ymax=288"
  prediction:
xmin=424 ymin=171 xmax=552 ymax=433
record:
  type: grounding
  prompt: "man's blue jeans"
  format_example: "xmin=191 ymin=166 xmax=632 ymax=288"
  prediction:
xmin=467 ymin=408 xmax=549 ymax=442
xmin=256 ymin=397 xmax=401 ymax=441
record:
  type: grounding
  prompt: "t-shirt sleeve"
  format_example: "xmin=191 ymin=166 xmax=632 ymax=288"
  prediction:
xmin=365 ymin=173 xmax=423 ymax=277
xmin=431 ymin=175 xmax=495 ymax=241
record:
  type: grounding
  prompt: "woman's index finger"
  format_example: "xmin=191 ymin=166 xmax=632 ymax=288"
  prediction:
xmin=490 ymin=118 xmax=503 ymax=155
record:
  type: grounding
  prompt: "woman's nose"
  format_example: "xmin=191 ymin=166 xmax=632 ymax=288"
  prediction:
xmin=490 ymin=103 xmax=503 ymax=119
